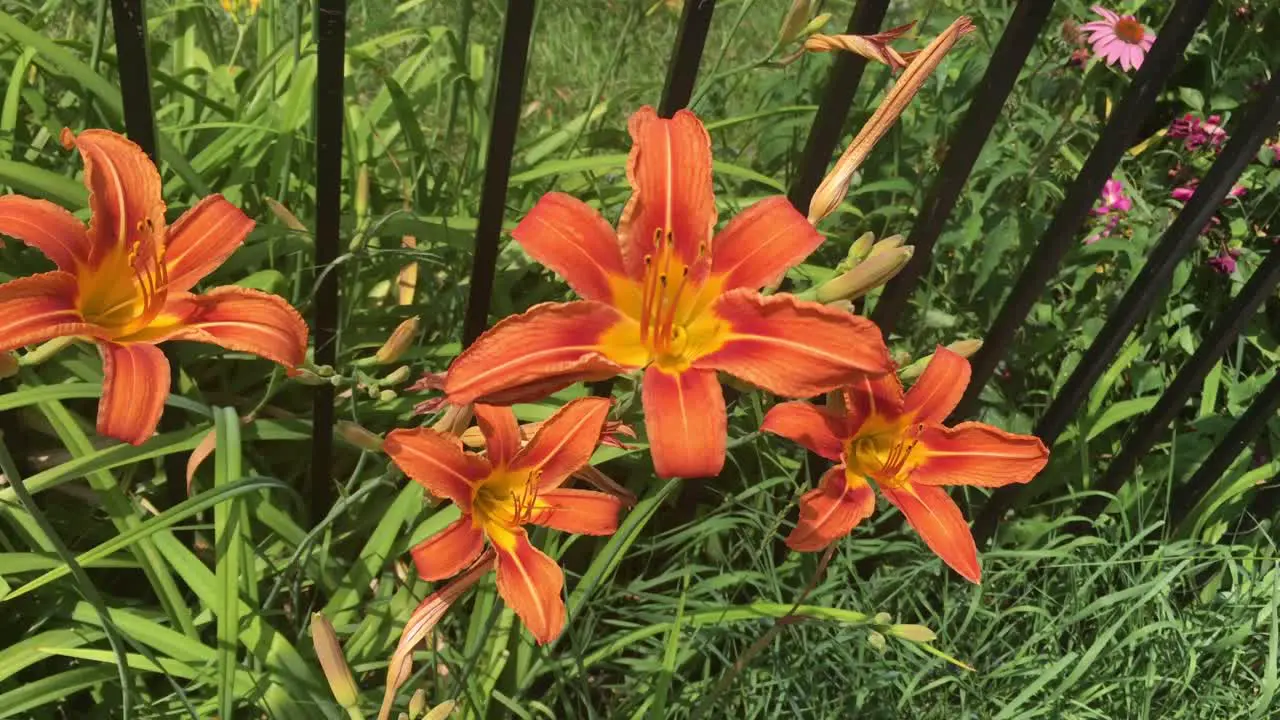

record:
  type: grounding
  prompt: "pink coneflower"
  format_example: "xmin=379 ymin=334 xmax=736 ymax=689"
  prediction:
xmin=1081 ymin=6 xmax=1155 ymax=72
xmin=1169 ymin=113 xmax=1228 ymax=152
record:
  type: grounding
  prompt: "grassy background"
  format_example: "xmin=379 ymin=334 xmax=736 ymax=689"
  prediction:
xmin=0 ymin=0 xmax=1277 ymax=717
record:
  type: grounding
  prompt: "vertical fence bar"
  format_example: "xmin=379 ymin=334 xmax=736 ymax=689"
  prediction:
xmin=461 ymin=0 xmax=535 ymax=347
xmin=110 ymin=0 xmax=187 ymax=507
xmin=659 ymin=0 xmax=716 ymax=117
xmin=310 ymin=0 xmax=346 ymax=518
xmin=786 ymin=0 xmax=890 ymax=212
xmin=973 ymin=68 xmax=1280 ymax=544
xmin=1077 ymin=243 xmax=1280 ymax=524
xmin=1166 ymin=372 xmax=1280 ymax=534
xmin=955 ymin=0 xmax=1211 ymax=424
xmin=870 ymin=0 xmax=1056 ymax=335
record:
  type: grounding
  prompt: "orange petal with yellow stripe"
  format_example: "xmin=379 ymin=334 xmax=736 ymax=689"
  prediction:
xmin=786 ymin=466 xmax=875 ymax=552
xmin=0 ymin=272 xmax=100 ymax=352
xmin=912 ymin=422 xmax=1048 ymax=489
xmin=760 ymin=400 xmax=849 ymax=462
xmin=902 ymin=347 xmax=969 ymax=423
xmin=512 ymin=192 xmax=626 ymax=302
xmin=61 ymin=128 xmax=166 ymax=265
xmin=164 ymin=195 xmax=256 ymax=292
xmin=158 ymin=287 xmax=308 ymax=368
xmin=445 ymin=301 xmax=635 ymax=406
xmin=384 ymin=427 xmax=490 ymax=509
xmin=843 ymin=368 xmax=906 ymax=427
xmin=696 ymin=289 xmax=892 ymax=397
xmin=529 ymin=489 xmax=624 ymax=535
xmin=474 ymin=404 xmax=522 ymax=467
xmin=617 ymin=107 xmax=716 ymax=273
xmin=0 ymin=196 xmax=90 ymax=271
xmin=511 ymin=396 xmax=610 ymax=489
xmin=880 ymin=482 xmax=980 ymax=583
xmin=642 ymin=366 xmax=726 ymax=479
xmin=494 ymin=531 xmax=565 ymax=644
xmin=410 ymin=516 xmax=485 ymax=581
xmin=96 ymin=341 xmax=169 ymax=446
xmin=710 ymin=196 xmax=823 ymax=291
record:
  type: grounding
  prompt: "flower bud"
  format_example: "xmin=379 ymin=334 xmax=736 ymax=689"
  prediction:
xmin=378 ymin=389 xmax=398 ymax=403
xmin=846 ymin=231 xmax=876 ymax=266
xmin=382 ymin=365 xmax=412 ymax=386
xmin=0 ymin=352 xmax=17 ymax=380
xmin=337 ymin=421 xmax=384 ymax=452
xmin=867 ymin=630 xmax=887 ymax=652
xmin=890 ymin=624 xmax=937 ymax=643
xmin=813 ymin=246 xmax=913 ymax=303
xmin=867 ymin=233 xmax=906 ymax=257
xmin=423 ymin=700 xmax=457 ymax=719
xmin=777 ymin=0 xmax=812 ymax=46
xmin=376 ymin=317 xmax=420 ymax=364
xmin=409 ymin=689 xmax=427 ymax=718
xmin=311 ymin=613 xmax=360 ymax=709
xmin=800 ymin=13 xmax=832 ymax=37
xmin=356 ymin=164 xmax=371 ymax=223
xmin=809 ymin=16 xmax=974 ymax=225
xmin=293 ymin=368 xmax=331 ymax=386
xmin=873 ymin=611 xmax=892 ymax=625
xmin=265 ymin=197 xmax=308 ymax=233
xmin=898 ymin=340 xmax=983 ymax=381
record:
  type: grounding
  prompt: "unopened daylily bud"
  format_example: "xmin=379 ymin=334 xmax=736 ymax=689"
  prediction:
xmin=873 ymin=611 xmax=892 ymax=625
xmin=378 ymin=389 xmax=398 ymax=403
xmin=867 ymin=233 xmax=906 ymax=256
xmin=376 ymin=317 xmax=420 ymax=364
xmin=311 ymin=613 xmax=360 ymax=709
xmin=814 ymin=245 xmax=913 ymax=303
xmin=409 ymin=689 xmax=427 ymax=718
xmin=0 ymin=352 xmax=17 ymax=379
xmin=265 ymin=197 xmax=308 ymax=233
xmin=804 ymin=22 xmax=920 ymax=71
xmin=337 ymin=420 xmax=384 ymax=452
xmin=809 ymin=16 xmax=974 ymax=225
xmin=800 ymin=13 xmax=832 ymax=37
xmin=293 ymin=368 xmax=331 ymax=386
xmin=890 ymin=623 xmax=937 ymax=643
xmin=356 ymin=165 xmax=371 ymax=223
xmin=423 ymin=701 xmax=457 ymax=720
xmin=899 ymin=339 xmax=983 ymax=381
xmin=847 ymin=231 xmax=876 ymax=265
xmin=777 ymin=0 xmax=812 ymax=46
xmin=868 ymin=630 xmax=887 ymax=652
xmin=382 ymin=365 xmax=411 ymax=386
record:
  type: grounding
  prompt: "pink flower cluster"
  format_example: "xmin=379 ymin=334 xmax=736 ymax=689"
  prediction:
xmin=1169 ymin=113 xmax=1228 ymax=152
xmin=1085 ymin=177 xmax=1131 ymax=244
xmin=1169 ymin=182 xmax=1246 ymax=203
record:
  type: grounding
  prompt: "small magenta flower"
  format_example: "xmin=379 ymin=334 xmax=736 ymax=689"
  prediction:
xmin=1085 ymin=177 xmax=1130 ymax=245
xmin=1169 ymin=113 xmax=1228 ymax=153
xmin=1081 ymin=5 xmax=1154 ymax=72
xmin=1208 ymin=248 xmax=1242 ymax=275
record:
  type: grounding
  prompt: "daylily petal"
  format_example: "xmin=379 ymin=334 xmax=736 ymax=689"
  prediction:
xmin=0 ymin=196 xmax=90 ymax=270
xmin=61 ymin=128 xmax=166 ymax=266
xmin=494 ymin=530 xmax=566 ymax=645
xmin=445 ymin=301 xmax=636 ymax=405
xmin=0 ymin=272 xmax=100 ymax=352
xmin=912 ymin=422 xmax=1048 ymax=488
xmin=902 ymin=347 xmax=969 ymax=423
xmin=409 ymin=516 xmax=485 ymax=581
xmin=880 ymin=482 xmax=980 ymax=583
xmin=617 ymin=107 xmax=716 ymax=273
xmin=842 ymin=368 xmax=906 ymax=427
xmin=164 ymin=195 xmax=256 ymax=293
xmin=474 ymin=404 xmax=522 ymax=468
xmin=696 ymin=289 xmax=892 ymax=397
xmin=642 ymin=366 xmax=726 ymax=479
xmin=710 ymin=196 xmax=823 ymax=291
xmin=156 ymin=287 xmax=307 ymax=368
xmin=529 ymin=489 xmax=624 ymax=535
xmin=383 ymin=427 xmax=490 ymax=509
xmin=786 ymin=466 xmax=876 ymax=552
xmin=96 ymin=341 xmax=169 ymax=446
xmin=512 ymin=192 xmax=626 ymax=303
xmin=511 ymin=396 xmax=610 ymax=489
xmin=760 ymin=401 xmax=848 ymax=461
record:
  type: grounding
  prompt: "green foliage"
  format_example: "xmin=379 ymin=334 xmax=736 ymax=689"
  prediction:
xmin=0 ymin=0 xmax=1277 ymax=718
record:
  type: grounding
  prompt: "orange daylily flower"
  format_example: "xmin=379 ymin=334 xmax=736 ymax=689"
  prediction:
xmin=383 ymin=397 xmax=624 ymax=644
xmin=761 ymin=348 xmax=1049 ymax=583
xmin=446 ymin=106 xmax=892 ymax=478
xmin=0 ymin=129 xmax=308 ymax=445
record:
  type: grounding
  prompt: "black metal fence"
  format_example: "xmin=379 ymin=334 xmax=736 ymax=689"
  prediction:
xmin=100 ymin=0 xmax=1277 ymax=549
